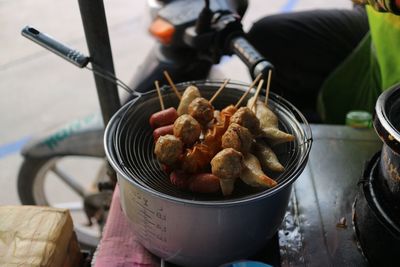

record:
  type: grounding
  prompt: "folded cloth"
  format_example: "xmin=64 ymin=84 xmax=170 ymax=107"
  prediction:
xmin=93 ymin=185 xmax=160 ymax=267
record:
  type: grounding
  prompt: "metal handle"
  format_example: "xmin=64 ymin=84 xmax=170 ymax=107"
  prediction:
xmin=21 ymin=26 xmax=90 ymax=68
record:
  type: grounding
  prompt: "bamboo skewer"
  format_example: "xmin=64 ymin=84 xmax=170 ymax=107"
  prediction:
xmin=250 ymin=79 xmax=264 ymax=112
xmin=235 ymin=73 xmax=262 ymax=108
xmin=209 ymin=79 xmax=230 ymax=104
xmin=264 ymin=69 xmax=272 ymax=106
xmin=163 ymin=70 xmax=182 ymax=100
xmin=154 ymin=80 xmax=165 ymax=110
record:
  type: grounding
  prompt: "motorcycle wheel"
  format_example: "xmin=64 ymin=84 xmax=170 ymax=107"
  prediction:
xmin=17 ymin=156 xmax=110 ymax=250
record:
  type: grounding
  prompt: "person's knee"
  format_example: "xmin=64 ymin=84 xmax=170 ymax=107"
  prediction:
xmin=247 ymin=14 xmax=284 ymax=41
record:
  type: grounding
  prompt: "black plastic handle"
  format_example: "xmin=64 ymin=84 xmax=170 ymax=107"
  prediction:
xmin=21 ymin=26 xmax=90 ymax=68
xmin=230 ymin=36 xmax=273 ymax=79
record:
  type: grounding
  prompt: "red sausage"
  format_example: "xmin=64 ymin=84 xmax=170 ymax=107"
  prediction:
xmin=189 ymin=173 xmax=220 ymax=193
xmin=170 ymin=171 xmax=221 ymax=193
xmin=149 ymin=107 xmax=178 ymax=129
xmin=170 ymin=171 xmax=190 ymax=189
xmin=153 ymin=124 xmax=174 ymax=141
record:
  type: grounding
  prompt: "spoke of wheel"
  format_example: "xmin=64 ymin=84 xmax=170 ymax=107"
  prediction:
xmin=53 ymin=201 xmax=83 ymax=211
xmin=51 ymin=165 xmax=87 ymax=197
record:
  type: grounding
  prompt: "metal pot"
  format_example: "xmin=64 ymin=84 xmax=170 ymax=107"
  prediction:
xmin=373 ymin=83 xmax=400 ymax=203
xmin=354 ymin=152 xmax=400 ymax=267
xmin=104 ymin=80 xmax=312 ymax=267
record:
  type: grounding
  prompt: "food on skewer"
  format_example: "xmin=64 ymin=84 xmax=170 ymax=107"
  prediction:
xmin=177 ymin=85 xmax=201 ymax=115
xmin=188 ymin=173 xmax=220 ymax=193
xmin=248 ymin=96 xmax=277 ymax=128
xmin=211 ymin=148 xmax=243 ymax=196
xmin=173 ymin=114 xmax=202 ymax=146
xmin=153 ymin=124 xmax=174 ymax=141
xmin=184 ymin=78 xmax=228 ymax=127
xmin=240 ymin=153 xmax=277 ymax=188
xmin=220 ymin=105 xmax=238 ymax=120
xmin=170 ymin=171 xmax=220 ymax=193
xmin=221 ymin=123 xmax=254 ymax=154
xmin=154 ymin=134 xmax=183 ymax=166
xmin=254 ymin=140 xmax=285 ymax=173
xmin=262 ymin=128 xmax=295 ymax=145
xmin=151 ymin=80 xmax=177 ymax=141
xmin=169 ymin=170 xmax=191 ymax=189
xmin=151 ymin=73 xmax=295 ymax=195
xmin=214 ymin=110 xmax=222 ymax=123
xmin=202 ymin=105 xmax=237 ymax=156
xmin=180 ymin=104 xmax=238 ymax=173
xmin=180 ymin=144 xmax=211 ymax=173
xmin=188 ymin=97 xmax=215 ymax=126
xmin=149 ymin=107 xmax=178 ymax=128
xmin=247 ymin=97 xmax=295 ymax=144
xmin=230 ymin=106 xmax=261 ymax=135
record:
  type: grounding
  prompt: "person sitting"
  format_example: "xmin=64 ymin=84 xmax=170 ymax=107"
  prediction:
xmin=247 ymin=0 xmax=400 ymax=124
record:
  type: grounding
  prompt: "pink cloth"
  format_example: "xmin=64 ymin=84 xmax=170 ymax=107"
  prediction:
xmin=94 ymin=185 xmax=160 ymax=267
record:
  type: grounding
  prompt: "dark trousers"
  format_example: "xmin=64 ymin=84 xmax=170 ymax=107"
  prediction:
xmin=247 ymin=7 xmax=369 ymax=122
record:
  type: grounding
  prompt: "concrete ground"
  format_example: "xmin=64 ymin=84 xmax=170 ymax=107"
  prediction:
xmin=0 ymin=0 xmax=351 ymax=244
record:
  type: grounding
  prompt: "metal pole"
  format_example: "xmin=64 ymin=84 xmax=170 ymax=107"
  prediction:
xmin=77 ymin=0 xmax=121 ymax=126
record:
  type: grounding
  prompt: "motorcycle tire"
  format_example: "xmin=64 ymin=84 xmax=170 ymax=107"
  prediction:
xmin=18 ymin=157 xmax=53 ymax=205
xmin=17 ymin=156 xmax=106 ymax=250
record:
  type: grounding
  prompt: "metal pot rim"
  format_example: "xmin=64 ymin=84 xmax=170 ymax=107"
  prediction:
xmin=374 ymin=83 xmax=400 ymax=154
xmin=104 ymin=80 xmax=312 ymax=206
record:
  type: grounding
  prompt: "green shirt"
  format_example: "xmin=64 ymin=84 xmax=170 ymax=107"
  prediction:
xmin=317 ymin=1 xmax=400 ymax=124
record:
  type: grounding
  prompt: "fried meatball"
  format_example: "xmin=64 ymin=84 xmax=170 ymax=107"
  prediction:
xmin=173 ymin=114 xmax=201 ymax=145
xmin=154 ymin=134 xmax=183 ymax=165
xmin=188 ymin=97 xmax=215 ymax=126
xmin=230 ymin=107 xmax=261 ymax=135
xmin=221 ymin=123 xmax=254 ymax=153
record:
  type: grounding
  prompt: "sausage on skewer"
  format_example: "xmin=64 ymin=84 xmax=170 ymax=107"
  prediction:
xmin=149 ymin=107 xmax=178 ymax=129
xmin=170 ymin=171 xmax=220 ymax=193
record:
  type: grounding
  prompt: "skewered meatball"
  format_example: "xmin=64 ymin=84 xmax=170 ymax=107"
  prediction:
xmin=211 ymin=148 xmax=243 ymax=196
xmin=230 ymin=107 xmax=261 ymax=135
xmin=154 ymin=134 xmax=183 ymax=166
xmin=221 ymin=123 xmax=254 ymax=153
xmin=173 ymin=114 xmax=201 ymax=145
xmin=188 ymin=97 xmax=215 ymax=126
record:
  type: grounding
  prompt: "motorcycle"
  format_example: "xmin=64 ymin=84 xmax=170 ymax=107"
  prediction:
xmin=18 ymin=0 xmax=273 ymax=249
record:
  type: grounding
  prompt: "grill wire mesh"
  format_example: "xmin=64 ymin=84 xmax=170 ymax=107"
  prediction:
xmin=111 ymin=80 xmax=312 ymax=202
